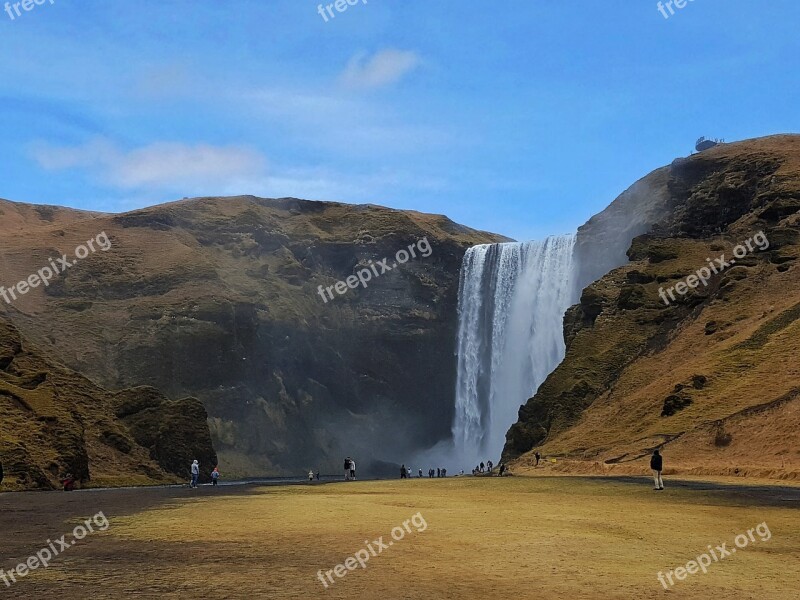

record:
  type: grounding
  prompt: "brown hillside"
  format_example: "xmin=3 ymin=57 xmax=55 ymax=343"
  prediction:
xmin=0 ymin=196 xmax=505 ymax=477
xmin=505 ymin=134 xmax=800 ymax=481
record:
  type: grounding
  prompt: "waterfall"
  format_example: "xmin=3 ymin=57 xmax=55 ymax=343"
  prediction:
xmin=452 ymin=235 xmax=578 ymax=467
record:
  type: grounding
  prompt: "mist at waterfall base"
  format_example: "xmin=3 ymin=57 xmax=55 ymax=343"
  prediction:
xmin=415 ymin=235 xmax=579 ymax=473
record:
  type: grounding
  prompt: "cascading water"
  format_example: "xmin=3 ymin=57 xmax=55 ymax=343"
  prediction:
xmin=452 ymin=235 xmax=578 ymax=467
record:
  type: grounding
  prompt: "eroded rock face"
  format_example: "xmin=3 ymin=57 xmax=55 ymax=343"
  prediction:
xmin=504 ymin=135 xmax=800 ymax=476
xmin=1 ymin=197 xmax=506 ymax=476
xmin=0 ymin=318 xmax=216 ymax=490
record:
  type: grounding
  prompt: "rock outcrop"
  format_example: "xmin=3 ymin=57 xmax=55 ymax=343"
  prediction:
xmin=0 ymin=318 xmax=216 ymax=490
xmin=1 ymin=196 xmax=505 ymax=477
xmin=504 ymin=135 xmax=800 ymax=480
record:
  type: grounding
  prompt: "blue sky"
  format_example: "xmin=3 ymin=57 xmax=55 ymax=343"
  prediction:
xmin=1 ymin=0 xmax=798 ymax=241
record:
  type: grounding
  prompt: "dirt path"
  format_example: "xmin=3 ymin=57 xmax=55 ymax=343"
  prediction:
xmin=588 ymin=476 xmax=800 ymax=507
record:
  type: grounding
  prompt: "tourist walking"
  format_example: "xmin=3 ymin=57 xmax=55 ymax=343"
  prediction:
xmin=651 ymin=450 xmax=664 ymax=490
xmin=211 ymin=466 xmax=220 ymax=486
xmin=535 ymin=452 xmax=541 ymax=466
xmin=190 ymin=460 xmax=200 ymax=488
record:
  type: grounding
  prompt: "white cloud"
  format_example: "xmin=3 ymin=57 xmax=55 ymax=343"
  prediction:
xmin=339 ymin=49 xmax=421 ymax=89
xmin=30 ymin=138 xmax=267 ymax=193
xmin=27 ymin=137 xmax=447 ymax=203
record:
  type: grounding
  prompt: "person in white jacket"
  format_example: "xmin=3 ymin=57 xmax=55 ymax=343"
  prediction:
xmin=349 ymin=459 xmax=356 ymax=480
xmin=190 ymin=460 xmax=200 ymax=488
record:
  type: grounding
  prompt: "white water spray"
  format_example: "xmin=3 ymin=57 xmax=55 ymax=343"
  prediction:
xmin=452 ymin=235 xmax=578 ymax=468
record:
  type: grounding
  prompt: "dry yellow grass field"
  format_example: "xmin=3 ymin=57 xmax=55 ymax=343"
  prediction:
xmin=10 ymin=477 xmax=800 ymax=599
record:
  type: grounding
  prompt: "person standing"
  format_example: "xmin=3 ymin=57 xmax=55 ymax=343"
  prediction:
xmin=0 ymin=460 xmax=3 ymax=487
xmin=211 ymin=466 xmax=220 ymax=486
xmin=190 ymin=460 xmax=200 ymax=488
xmin=418 ymin=468 xmax=423 ymax=478
xmin=535 ymin=452 xmax=541 ymax=466
xmin=344 ymin=457 xmax=352 ymax=481
xmin=308 ymin=470 xmax=314 ymax=482
xmin=350 ymin=458 xmax=356 ymax=480
xmin=650 ymin=450 xmax=664 ymax=490
xmin=400 ymin=464 xmax=407 ymax=479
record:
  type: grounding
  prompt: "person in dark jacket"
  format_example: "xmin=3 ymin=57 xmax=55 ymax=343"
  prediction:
xmin=650 ymin=450 xmax=664 ymax=490
xmin=400 ymin=464 xmax=407 ymax=479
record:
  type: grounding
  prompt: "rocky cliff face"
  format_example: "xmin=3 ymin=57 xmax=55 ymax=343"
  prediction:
xmin=0 ymin=196 xmax=505 ymax=477
xmin=504 ymin=135 xmax=800 ymax=479
xmin=0 ymin=317 xmax=216 ymax=490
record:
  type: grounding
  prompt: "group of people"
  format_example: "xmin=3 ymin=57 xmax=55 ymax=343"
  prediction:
xmin=0 ymin=450 xmax=667 ymax=491
xmin=473 ymin=460 xmax=493 ymax=473
xmin=472 ymin=460 xmax=495 ymax=474
xmin=471 ymin=460 xmax=507 ymax=476
xmin=399 ymin=465 xmax=449 ymax=478
xmin=426 ymin=468 xmax=448 ymax=478
xmin=189 ymin=460 xmax=220 ymax=488
xmin=186 ymin=450 xmax=667 ymax=490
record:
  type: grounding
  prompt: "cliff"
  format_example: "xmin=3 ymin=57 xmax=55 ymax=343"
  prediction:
xmin=0 ymin=196 xmax=505 ymax=477
xmin=0 ymin=317 xmax=216 ymax=490
xmin=504 ymin=134 xmax=800 ymax=480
